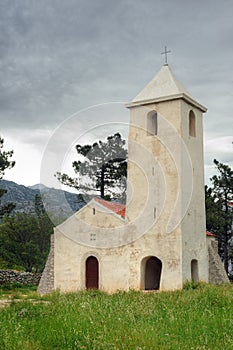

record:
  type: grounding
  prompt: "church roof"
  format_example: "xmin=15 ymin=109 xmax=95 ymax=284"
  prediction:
xmin=206 ymin=231 xmax=216 ymax=237
xmin=126 ymin=64 xmax=207 ymax=112
xmin=94 ymin=198 xmax=126 ymax=218
xmin=93 ymin=199 xmax=217 ymax=234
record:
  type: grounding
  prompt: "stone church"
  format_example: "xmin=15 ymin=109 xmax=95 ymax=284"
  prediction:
xmin=38 ymin=63 xmax=228 ymax=294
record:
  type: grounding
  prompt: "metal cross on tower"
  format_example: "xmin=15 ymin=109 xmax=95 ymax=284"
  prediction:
xmin=161 ymin=46 xmax=171 ymax=64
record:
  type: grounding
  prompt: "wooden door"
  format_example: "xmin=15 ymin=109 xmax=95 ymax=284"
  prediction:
xmin=86 ymin=256 xmax=99 ymax=289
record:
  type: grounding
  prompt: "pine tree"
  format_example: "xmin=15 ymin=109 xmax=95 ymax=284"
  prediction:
xmin=56 ymin=133 xmax=127 ymax=200
xmin=206 ymin=159 xmax=233 ymax=273
xmin=0 ymin=137 xmax=15 ymax=218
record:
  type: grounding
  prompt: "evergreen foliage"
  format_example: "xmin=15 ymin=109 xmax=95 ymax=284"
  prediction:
xmin=56 ymin=133 xmax=127 ymax=200
xmin=205 ymin=159 xmax=233 ymax=273
xmin=0 ymin=195 xmax=54 ymax=272
xmin=0 ymin=137 xmax=15 ymax=218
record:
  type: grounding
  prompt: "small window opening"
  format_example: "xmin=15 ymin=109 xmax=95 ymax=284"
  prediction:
xmin=152 ymin=167 xmax=155 ymax=176
xmin=93 ymin=208 xmax=96 ymax=215
xmin=147 ymin=111 xmax=158 ymax=136
xmin=90 ymin=233 xmax=96 ymax=241
xmin=189 ymin=110 xmax=196 ymax=137
xmin=154 ymin=207 xmax=156 ymax=219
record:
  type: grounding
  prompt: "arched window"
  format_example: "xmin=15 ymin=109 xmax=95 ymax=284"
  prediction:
xmin=189 ymin=110 xmax=196 ymax=137
xmin=191 ymin=259 xmax=199 ymax=282
xmin=147 ymin=111 xmax=158 ymax=136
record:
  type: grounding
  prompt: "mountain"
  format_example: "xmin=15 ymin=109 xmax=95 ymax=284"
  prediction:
xmin=29 ymin=184 xmax=48 ymax=190
xmin=0 ymin=180 xmax=87 ymax=218
xmin=0 ymin=180 xmax=38 ymax=211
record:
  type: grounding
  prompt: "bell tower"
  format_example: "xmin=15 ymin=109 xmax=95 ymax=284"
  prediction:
xmin=125 ymin=64 xmax=209 ymax=288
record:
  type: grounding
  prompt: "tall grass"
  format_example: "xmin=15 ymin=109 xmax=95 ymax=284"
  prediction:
xmin=0 ymin=284 xmax=232 ymax=349
xmin=0 ymin=283 xmax=37 ymax=300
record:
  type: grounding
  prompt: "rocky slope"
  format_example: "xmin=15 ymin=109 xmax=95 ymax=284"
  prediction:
xmin=0 ymin=179 xmax=87 ymax=217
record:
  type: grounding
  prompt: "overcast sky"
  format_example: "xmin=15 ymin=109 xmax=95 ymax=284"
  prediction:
xmin=1 ymin=0 xmax=232 ymax=188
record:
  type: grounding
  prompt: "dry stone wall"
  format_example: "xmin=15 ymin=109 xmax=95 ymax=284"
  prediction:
xmin=0 ymin=270 xmax=41 ymax=285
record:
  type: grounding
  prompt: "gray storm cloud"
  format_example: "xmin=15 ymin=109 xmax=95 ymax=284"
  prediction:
xmin=0 ymin=0 xmax=232 ymax=184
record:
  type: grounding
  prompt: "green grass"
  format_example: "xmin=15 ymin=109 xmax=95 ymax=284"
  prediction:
xmin=0 ymin=284 xmax=232 ymax=349
xmin=0 ymin=283 xmax=37 ymax=300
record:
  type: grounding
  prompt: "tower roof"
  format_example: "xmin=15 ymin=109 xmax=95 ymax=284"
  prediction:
xmin=126 ymin=64 xmax=207 ymax=112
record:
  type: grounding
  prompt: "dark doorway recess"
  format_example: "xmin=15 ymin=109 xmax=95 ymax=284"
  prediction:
xmin=191 ymin=259 xmax=199 ymax=283
xmin=145 ymin=256 xmax=162 ymax=290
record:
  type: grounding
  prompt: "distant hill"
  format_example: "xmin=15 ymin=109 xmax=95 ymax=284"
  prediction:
xmin=0 ymin=180 xmax=87 ymax=218
xmin=29 ymin=184 xmax=48 ymax=191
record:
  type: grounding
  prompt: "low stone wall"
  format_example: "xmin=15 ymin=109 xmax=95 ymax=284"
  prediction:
xmin=0 ymin=270 xmax=41 ymax=286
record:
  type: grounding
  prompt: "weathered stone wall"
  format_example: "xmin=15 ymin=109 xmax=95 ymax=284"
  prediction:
xmin=0 ymin=270 xmax=41 ymax=285
xmin=37 ymin=234 xmax=54 ymax=295
xmin=208 ymin=239 xmax=229 ymax=284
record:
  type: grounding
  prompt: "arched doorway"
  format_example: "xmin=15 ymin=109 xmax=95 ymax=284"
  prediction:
xmin=144 ymin=256 xmax=162 ymax=290
xmin=191 ymin=259 xmax=199 ymax=282
xmin=85 ymin=256 xmax=99 ymax=289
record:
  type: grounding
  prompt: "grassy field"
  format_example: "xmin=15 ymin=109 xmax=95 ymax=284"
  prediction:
xmin=0 ymin=283 xmax=232 ymax=350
